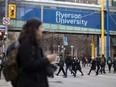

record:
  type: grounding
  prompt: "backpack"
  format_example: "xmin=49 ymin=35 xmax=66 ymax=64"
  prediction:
xmin=101 ymin=58 xmax=105 ymax=64
xmin=3 ymin=41 xmax=20 ymax=81
xmin=108 ymin=60 xmax=111 ymax=64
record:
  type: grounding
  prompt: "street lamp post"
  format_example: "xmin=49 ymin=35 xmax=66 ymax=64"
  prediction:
xmin=58 ymin=45 xmax=60 ymax=55
xmin=106 ymin=0 xmax=109 ymax=61
xmin=71 ymin=46 xmax=74 ymax=57
xmin=5 ymin=0 xmax=8 ymax=53
xmin=63 ymin=47 xmax=65 ymax=58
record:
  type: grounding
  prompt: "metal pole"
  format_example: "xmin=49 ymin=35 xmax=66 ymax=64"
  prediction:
xmin=58 ymin=45 xmax=60 ymax=55
xmin=92 ymin=35 xmax=95 ymax=59
xmin=101 ymin=0 xmax=105 ymax=55
xmin=71 ymin=46 xmax=74 ymax=57
xmin=41 ymin=1 xmax=43 ymax=22
xmin=97 ymin=36 xmax=100 ymax=56
xmin=5 ymin=0 xmax=8 ymax=53
xmin=106 ymin=0 xmax=109 ymax=61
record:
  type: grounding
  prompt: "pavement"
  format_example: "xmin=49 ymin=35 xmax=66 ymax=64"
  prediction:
xmin=0 ymin=67 xmax=116 ymax=87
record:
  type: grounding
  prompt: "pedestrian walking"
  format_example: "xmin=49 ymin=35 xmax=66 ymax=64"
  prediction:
xmin=56 ymin=55 xmax=66 ymax=77
xmin=65 ymin=53 xmax=76 ymax=77
xmin=113 ymin=57 xmax=116 ymax=73
xmin=96 ymin=55 xmax=101 ymax=75
xmin=107 ymin=57 xmax=112 ymax=73
xmin=88 ymin=58 xmax=96 ymax=75
xmin=100 ymin=55 xmax=106 ymax=74
xmin=72 ymin=58 xmax=77 ymax=74
xmin=75 ymin=58 xmax=84 ymax=76
xmin=82 ymin=57 xmax=86 ymax=67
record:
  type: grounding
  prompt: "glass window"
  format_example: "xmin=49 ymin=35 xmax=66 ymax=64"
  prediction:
xmin=113 ymin=0 xmax=116 ymax=6
xmin=17 ymin=4 xmax=41 ymax=20
xmin=22 ymin=0 xmax=98 ymax=4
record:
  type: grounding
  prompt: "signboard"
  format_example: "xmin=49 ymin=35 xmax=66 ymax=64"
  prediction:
xmin=12 ymin=4 xmax=116 ymax=31
xmin=64 ymin=35 xmax=68 ymax=46
xmin=0 ymin=25 xmax=5 ymax=30
xmin=3 ymin=17 xmax=10 ymax=25
xmin=43 ymin=7 xmax=101 ymax=29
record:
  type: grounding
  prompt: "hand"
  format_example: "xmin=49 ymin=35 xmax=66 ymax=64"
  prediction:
xmin=47 ymin=54 xmax=56 ymax=62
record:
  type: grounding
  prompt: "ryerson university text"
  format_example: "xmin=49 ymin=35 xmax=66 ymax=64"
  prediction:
xmin=56 ymin=11 xmax=88 ymax=26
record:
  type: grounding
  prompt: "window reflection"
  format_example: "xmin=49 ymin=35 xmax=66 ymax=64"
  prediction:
xmin=48 ymin=0 xmax=98 ymax=4
xmin=22 ymin=0 xmax=98 ymax=4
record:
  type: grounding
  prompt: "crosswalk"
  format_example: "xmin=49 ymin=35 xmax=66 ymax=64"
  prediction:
xmin=0 ymin=67 xmax=116 ymax=87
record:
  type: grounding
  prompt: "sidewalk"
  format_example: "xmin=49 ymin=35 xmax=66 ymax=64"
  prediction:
xmin=0 ymin=67 xmax=116 ymax=87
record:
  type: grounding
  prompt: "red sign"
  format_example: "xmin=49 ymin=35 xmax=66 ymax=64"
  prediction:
xmin=3 ymin=17 xmax=10 ymax=25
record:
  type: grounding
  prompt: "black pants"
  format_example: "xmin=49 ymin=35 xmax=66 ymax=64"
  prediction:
xmin=56 ymin=67 xmax=65 ymax=76
xmin=76 ymin=69 xmax=83 ymax=75
xmin=65 ymin=65 xmax=75 ymax=77
xmin=72 ymin=66 xmax=76 ymax=74
xmin=114 ymin=68 xmax=116 ymax=73
xmin=0 ymin=65 xmax=3 ymax=79
xmin=100 ymin=65 xmax=106 ymax=74
xmin=96 ymin=65 xmax=100 ymax=75
xmin=108 ymin=65 xmax=112 ymax=73
xmin=88 ymin=69 xmax=96 ymax=75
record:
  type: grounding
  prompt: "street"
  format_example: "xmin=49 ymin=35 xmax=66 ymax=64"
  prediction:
xmin=0 ymin=67 xmax=116 ymax=87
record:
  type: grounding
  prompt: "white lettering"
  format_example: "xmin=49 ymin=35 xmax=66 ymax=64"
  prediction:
xmin=56 ymin=11 xmax=88 ymax=26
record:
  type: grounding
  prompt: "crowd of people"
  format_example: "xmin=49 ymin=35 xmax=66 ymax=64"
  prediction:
xmin=55 ymin=53 xmax=116 ymax=78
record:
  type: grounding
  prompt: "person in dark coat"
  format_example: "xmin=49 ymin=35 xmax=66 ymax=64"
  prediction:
xmin=75 ymin=58 xmax=84 ymax=76
xmin=72 ymin=58 xmax=77 ymax=74
xmin=82 ymin=57 xmax=86 ymax=67
xmin=17 ymin=19 xmax=56 ymax=87
xmin=56 ymin=55 xmax=66 ymax=77
xmin=100 ymin=55 xmax=106 ymax=74
xmin=0 ymin=53 xmax=5 ymax=79
xmin=96 ymin=55 xmax=101 ymax=75
xmin=65 ymin=54 xmax=76 ymax=77
xmin=0 ymin=53 xmax=3 ymax=79
xmin=88 ymin=58 xmax=96 ymax=75
xmin=107 ymin=57 xmax=112 ymax=73
xmin=113 ymin=57 xmax=116 ymax=73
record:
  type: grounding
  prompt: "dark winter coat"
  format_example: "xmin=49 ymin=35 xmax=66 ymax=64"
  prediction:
xmin=72 ymin=58 xmax=76 ymax=71
xmin=75 ymin=59 xmax=81 ymax=70
xmin=91 ymin=60 xmax=96 ymax=70
xmin=17 ymin=40 xmax=50 ymax=87
xmin=65 ymin=56 xmax=72 ymax=66
xmin=113 ymin=59 xmax=116 ymax=68
xmin=58 ymin=57 xmax=64 ymax=67
xmin=96 ymin=57 xmax=101 ymax=66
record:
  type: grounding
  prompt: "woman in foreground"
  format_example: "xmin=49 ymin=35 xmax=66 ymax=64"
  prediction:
xmin=17 ymin=18 xmax=56 ymax=87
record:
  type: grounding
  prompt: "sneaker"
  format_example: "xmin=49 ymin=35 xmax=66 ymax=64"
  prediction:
xmin=56 ymin=74 xmax=58 ymax=76
xmin=81 ymin=74 xmax=84 ymax=76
